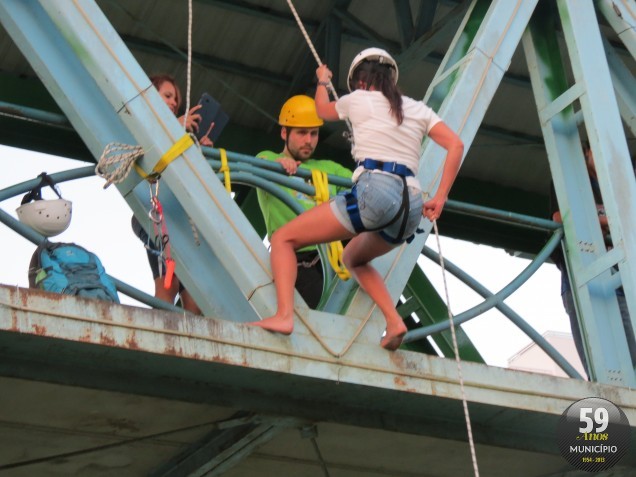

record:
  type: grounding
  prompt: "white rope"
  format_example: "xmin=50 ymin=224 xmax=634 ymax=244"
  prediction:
xmin=182 ymin=0 xmax=193 ymax=133
xmin=285 ymin=0 xmax=355 ymax=147
xmin=285 ymin=0 xmax=337 ymax=98
xmin=432 ymin=220 xmax=480 ymax=477
xmin=95 ymin=143 xmax=144 ymax=188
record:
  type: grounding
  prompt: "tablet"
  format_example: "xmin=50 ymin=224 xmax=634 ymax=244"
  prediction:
xmin=196 ymin=92 xmax=229 ymax=143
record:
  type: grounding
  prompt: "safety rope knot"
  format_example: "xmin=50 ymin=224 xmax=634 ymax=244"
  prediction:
xmin=95 ymin=142 xmax=145 ymax=189
xmin=311 ymin=169 xmax=350 ymax=281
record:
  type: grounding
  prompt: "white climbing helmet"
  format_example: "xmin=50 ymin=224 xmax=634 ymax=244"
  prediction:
xmin=16 ymin=173 xmax=73 ymax=237
xmin=17 ymin=198 xmax=73 ymax=237
xmin=347 ymin=47 xmax=399 ymax=92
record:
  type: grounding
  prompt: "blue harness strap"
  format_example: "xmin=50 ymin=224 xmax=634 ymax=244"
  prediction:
xmin=344 ymin=159 xmax=416 ymax=243
xmin=344 ymin=185 xmax=365 ymax=233
xmin=359 ymin=158 xmax=414 ymax=177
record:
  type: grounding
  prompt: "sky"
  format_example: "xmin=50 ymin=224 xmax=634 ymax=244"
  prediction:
xmin=0 ymin=144 xmax=573 ymax=368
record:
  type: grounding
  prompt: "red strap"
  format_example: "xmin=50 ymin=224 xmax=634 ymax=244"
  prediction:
xmin=150 ymin=196 xmax=175 ymax=289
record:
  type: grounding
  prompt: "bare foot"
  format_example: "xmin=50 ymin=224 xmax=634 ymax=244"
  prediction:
xmin=249 ymin=315 xmax=294 ymax=335
xmin=381 ymin=322 xmax=407 ymax=351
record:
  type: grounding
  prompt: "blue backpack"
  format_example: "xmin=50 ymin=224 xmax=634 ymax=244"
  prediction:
xmin=28 ymin=241 xmax=120 ymax=303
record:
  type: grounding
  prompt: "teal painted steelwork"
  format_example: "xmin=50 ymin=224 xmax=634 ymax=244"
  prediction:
xmin=0 ymin=0 xmax=270 ymax=321
xmin=444 ymin=199 xmax=561 ymax=232
xmin=413 ymin=230 xmax=585 ymax=380
xmin=3 ymin=0 xmax=633 ymax=389
xmin=0 ymin=100 xmax=70 ymax=129
xmin=523 ymin=0 xmax=636 ymax=386
xmin=597 ymin=0 xmax=636 ymax=59
xmin=1 ymin=152 xmax=573 ymax=365
xmin=400 ymin=264 xmax=485 ymax=361
xmin=601 ymin=35 xmax=636 ymax=137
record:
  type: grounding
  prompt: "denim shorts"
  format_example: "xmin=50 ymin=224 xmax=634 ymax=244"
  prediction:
xmin=331 ymin=171 xmax=423 ymax=243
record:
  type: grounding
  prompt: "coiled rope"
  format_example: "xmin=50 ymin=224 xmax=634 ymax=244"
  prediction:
xmin=95 ymin=143 xmax=145 ymax=188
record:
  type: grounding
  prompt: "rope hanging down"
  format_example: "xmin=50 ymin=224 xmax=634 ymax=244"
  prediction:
xmin=432 ymin=220 xmax=480 ymax=477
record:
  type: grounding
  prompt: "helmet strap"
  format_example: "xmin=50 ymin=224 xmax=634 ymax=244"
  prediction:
xmin=20 ymin=172 xmax=62 ymax=205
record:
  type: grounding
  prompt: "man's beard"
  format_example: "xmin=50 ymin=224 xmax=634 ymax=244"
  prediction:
xmin=290 ymin=147 xmax=313 ymax=162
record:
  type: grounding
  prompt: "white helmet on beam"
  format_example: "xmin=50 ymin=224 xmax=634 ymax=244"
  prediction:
xmin=16 ymin=173 xmax=72 ymax=238
xmin=347 ymin=47 xmax=398 ymax=92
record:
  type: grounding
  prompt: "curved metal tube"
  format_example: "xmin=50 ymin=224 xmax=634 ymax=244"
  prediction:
xmin=405 ymin=229 xmax=583 ymax=378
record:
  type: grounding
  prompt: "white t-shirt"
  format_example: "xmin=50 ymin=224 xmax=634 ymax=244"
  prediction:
xmin=335 ymin=90 xmax=442 ymax=189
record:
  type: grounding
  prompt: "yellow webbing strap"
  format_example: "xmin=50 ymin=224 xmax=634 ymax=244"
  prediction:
xmin=311 ymin=169 xmax=350 ymax=281
xmin=218 ymin=148 xmax=232 ymax=193
xmin=134 ymin=134 xmax=195 ymax=180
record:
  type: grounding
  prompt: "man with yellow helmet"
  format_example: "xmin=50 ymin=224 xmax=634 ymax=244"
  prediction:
xmin=256 ymin=95 xmax=352 ymax=308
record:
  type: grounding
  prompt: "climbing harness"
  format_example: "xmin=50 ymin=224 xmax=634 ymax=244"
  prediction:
xmin=343 ymin=159 xmax=414 ymax=244
xmin=431 ymin=219 xmax=480 ymax=477
xmin=311 ymin=169 xmax=350 ymax=280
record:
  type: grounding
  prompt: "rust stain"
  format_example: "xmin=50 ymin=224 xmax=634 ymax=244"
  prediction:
xmin=78 ymin=331 xmax=93 ymax=343
xmin=32 ymin=324 xmax=47 ymax=335
xmin=389 ymin=352 xmax=407 ymax=368
xmin=163 ymin=345 xmax=179 ymax=356
xmin=125 ymin=334 xmax=140 ymax=350
xmin=19 ymin=288 xmax=29 ymax=307
xmin=394 ymin=376 xmax=407 ymax=387
xmin=10 ymin=309 xmax=19 ymax=332
xmin=98 ymin=332 xmax=116 ymax=347
xmin=210 ymin=353 xmax=234 ymax=365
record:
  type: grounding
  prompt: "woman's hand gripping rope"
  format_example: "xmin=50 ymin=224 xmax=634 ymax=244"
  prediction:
xmin=423 ymin=193 xmax=447 ymax=222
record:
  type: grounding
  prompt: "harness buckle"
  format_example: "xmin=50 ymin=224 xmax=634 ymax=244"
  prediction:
xmin=359 ymin=158 xmax=414 ymax=177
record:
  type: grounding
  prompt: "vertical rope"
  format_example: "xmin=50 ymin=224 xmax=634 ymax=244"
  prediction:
xmin=285 ymin=0 xmax=354 ymax=143
xmin=432 ymin=220 xmax=480 ymax=477
xmin=183 ymin=0 xmax=193 ymax=132
xmin=285 ymin=0 xmax=336 ymax=97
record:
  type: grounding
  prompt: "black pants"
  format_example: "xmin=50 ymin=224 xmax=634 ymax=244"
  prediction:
xmin=296 ymin=250 xmax=324 ymax=309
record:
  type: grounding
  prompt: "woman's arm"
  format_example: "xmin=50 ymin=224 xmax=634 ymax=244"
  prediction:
xmin=423 ymin=121 xmax=464 ymax=221
xmin=315 ymin=65 xmax=339 ymax=121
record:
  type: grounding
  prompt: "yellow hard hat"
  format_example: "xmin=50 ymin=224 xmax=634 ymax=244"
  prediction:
xmin=278 ymin=95 xmax=324 ymax=127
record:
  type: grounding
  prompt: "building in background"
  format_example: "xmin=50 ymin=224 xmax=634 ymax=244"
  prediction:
xmin=508 ymin=331 xmax=587 ymax=379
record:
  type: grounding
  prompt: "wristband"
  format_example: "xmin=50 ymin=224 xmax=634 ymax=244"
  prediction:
xmin=317 ymin=81 xmax=330 ymax=86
